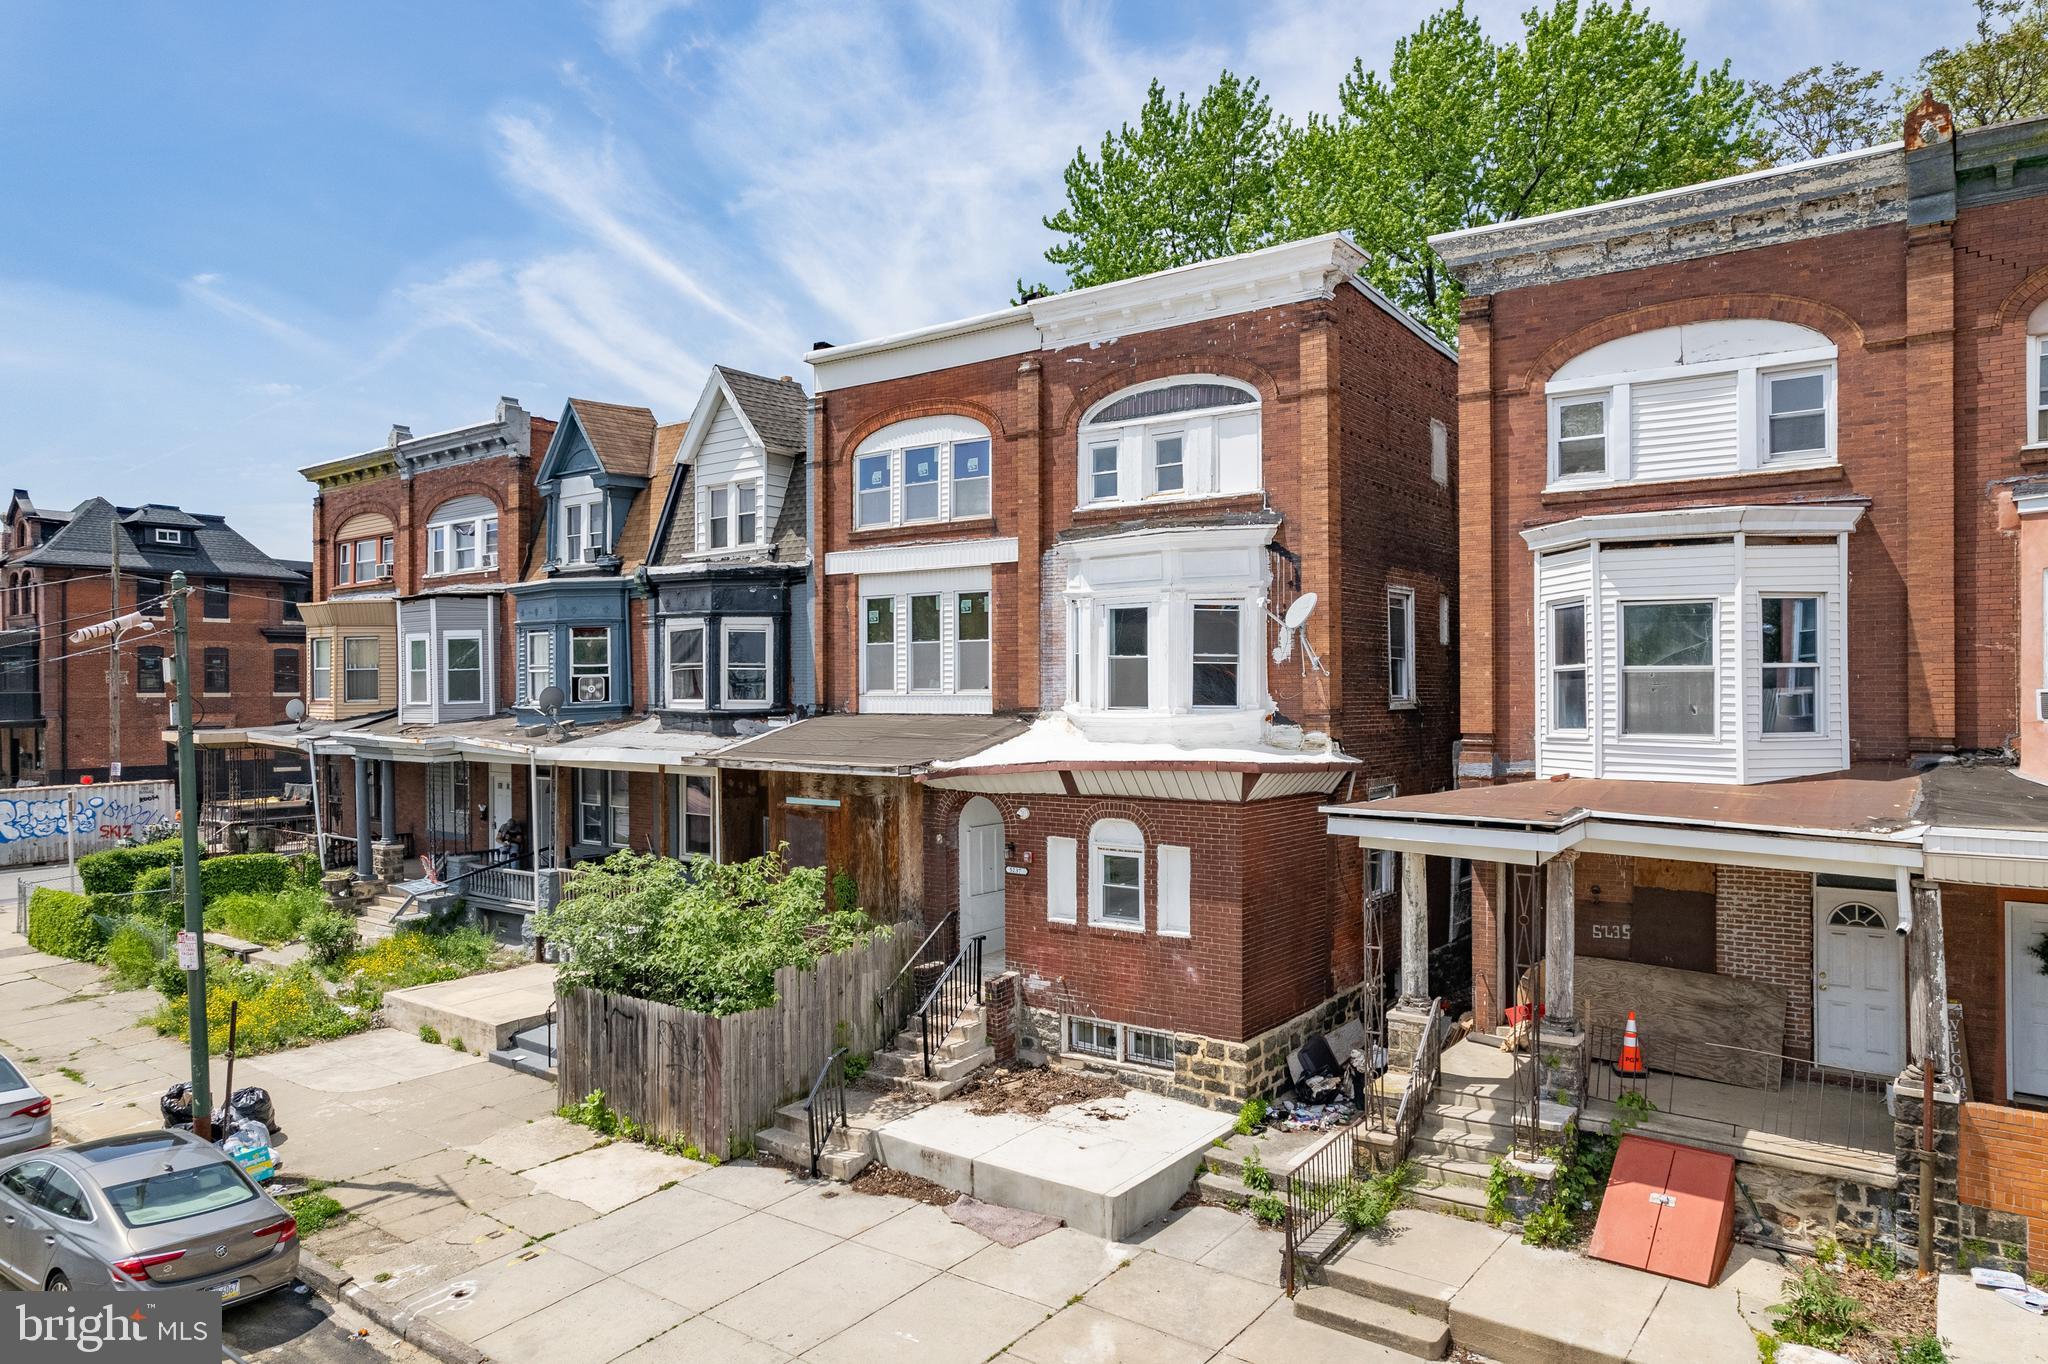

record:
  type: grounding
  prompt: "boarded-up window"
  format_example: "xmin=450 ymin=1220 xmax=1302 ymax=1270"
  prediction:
xmin=1047 ymin=835 xmax=1078 ymax=924
xmin=1157 ymin=844 xmax=1191 ymax=937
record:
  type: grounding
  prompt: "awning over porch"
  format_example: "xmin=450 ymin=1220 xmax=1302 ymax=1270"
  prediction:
xmin=924 ymin=714 xmax=1356 ymax=799
xmin=715 ymin=713 xmax=1028 ymax=778
xmin=1916 ymin=762 xmax=2048 ymax=888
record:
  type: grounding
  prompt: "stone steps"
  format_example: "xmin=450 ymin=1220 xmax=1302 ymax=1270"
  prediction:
xmin=1409 ymin=1123 xmax=1514 ymax=1164
xmin=860 ymin=1007 xmax=993 ymax=1100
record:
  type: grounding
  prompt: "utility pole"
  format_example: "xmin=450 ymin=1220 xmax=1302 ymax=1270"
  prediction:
xmin=169 ymin=571 xmax=211 ymax=1138
xmin=108 ymin=519 xmax=122 ymax=781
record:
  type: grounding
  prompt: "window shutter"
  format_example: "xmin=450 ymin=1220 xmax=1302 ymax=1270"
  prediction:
xmin=1215 ymin=412 xmax=1260 ymax=493
xmin=514 ymin=632 xmax=528 ymax=705
xmin=1157 ymin=845 xmax=1191 ymax=936
xmin=1628 ymin=373 xmax=1738 ymax=481
xmin=1047 ymin=836 xmax=1078 ymax=923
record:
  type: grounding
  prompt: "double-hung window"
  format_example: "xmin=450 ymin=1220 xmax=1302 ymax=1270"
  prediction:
xmin=1089 ymin=818 xmax=1144 ymax=928
xmin=451 ymin=521 xmax=478 ymax=572
xmin=1088 ymin=443 xmax=1120 ymax=503
xmin=444 ymin=634 xmax=483 ymax=705
xmin=426 ymin=527 xmax=446 ymax=576
xmin=273 ymin=648 xmax=300 ymax=696
xmin=1760 ymin=596 xmax=1820 ymax=734
xmin=135 ymin=577 xmax=164 ymax=616
xmin=722 ymin=620 xmax=770 ymax=709
xmin=665 ymin=621 xmax=706 ymax=707
xmin=2032 ymin=333 xmax=2048 ymax=444
xmin=570 ymin=627 xmax=610 ymax=703
xmin=863 ymin=597 xmax=895 ymax=691
xmin=1191 ymin=604 xmax=1240 ymax=708
xmin=337 ymin=541 xmax=352 ymax=584
xmin=1620 ymin=602 xmax=1715 ymax=736
xmin=1149 ymin=431 xmax=1184 ymax=495
xmin=952 ymin=440 xmax=991 ymax=517
xmin=1387 ymin=587 xmax=1416 ymax=705
xmin=137 ymin=646 xmax=166 ymax=696
xmin=1107 ymin=607 xmax=1149 ymax=709
xmin=852 ymin=424 xmax=996 ymax=529
xmin=1552 ymin=397 xmax=1608 ymax=481
xmin=736 ymin=485 xmax=757 ymax=544
xmin=343 ymin=637 xmax=378 ymax=702
xmin=405 ymin=636 xmax=429 ymax=706
xmin=202 ymin=581 xmax=229 ymax=621
xmin=708 ymin=488 xmax=730 ymax=550
xmin=679 ymin=773 xmax=714 ymax=858
xmin=855 ymin=454 xmax=892 ymax=528
xmin=908 ymin=595 xmax=943 ymax=691
xmin=523 ymin=631 xmax=553 ymax=707
xmin=309 ymin=637 xmax=332 ymax=702
xmin=561 ymin=496 xmax=603 ymax=564
xmin=202 ymin=648 xmax=230 ymax=694
xmin=902 ymin=446 xmax=941 ymax=521
xmin=1549 ymin=602 xmax=1588 ymax=731
xmin=1765 ymin=370 xmax=1829 ymax=460
xmin=578 ymin=769 xmax=630 ymax=847
xmin=955 ymin=591 xmax=991 ymax=692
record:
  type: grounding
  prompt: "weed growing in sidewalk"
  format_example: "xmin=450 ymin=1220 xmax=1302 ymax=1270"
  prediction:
xmin=418 ymin=1024 xmax=441 ymax=1045
xmin=1768 ymin=1263 xmax=1866 ymax=1352
xmin=559 ymin=1089 xmax=723 ymax=1165
xmin=277 ymin=1181 xmax=346 ymax=1237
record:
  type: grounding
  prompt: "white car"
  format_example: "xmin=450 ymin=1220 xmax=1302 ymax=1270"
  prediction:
xmin=0 ymin=1052 xmax=51 ymax=1158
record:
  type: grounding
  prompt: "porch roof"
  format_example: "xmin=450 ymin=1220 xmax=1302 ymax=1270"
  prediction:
xmin=1917 ymin=762 xmax=2048 ymax=888
xmin=716 ymin=713 xmax=1029 ymax=777
xmin=1322 ymin=767 xmax=1926 ymax=875
xmin=925 ymin=714 xmax=1358 ymax=777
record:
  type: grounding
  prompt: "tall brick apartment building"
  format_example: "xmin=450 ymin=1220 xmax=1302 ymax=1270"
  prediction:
xmin=805 ymin=234 xmax=1460 ymax=1104
xmin=1326 ymin=102 xmax=2048 ymax=1269
xmin=1 ymin=491 xmax=306 ymax=784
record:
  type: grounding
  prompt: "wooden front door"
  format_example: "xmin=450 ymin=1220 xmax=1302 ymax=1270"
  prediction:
xmin=2007 ymin=901 xmax=2048 ymax=1099
xmin=1813 ymin=885 xmax=1904 ymax=1075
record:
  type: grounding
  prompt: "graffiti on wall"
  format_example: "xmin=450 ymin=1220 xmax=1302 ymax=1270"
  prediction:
xmin=0 ymin=782 xmax=174 ymax=866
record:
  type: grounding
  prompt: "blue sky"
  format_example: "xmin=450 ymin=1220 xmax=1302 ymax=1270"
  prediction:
xmin=0 ymin=0 xmax=1973 ymax=558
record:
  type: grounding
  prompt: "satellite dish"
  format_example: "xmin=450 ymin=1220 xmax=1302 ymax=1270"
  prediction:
xmin=284 ymin=698 xmax=307 ymax=724
xmin=1282 ymin=592 xmax=1318 ymax=631
xmin=537 ymin=685 xmax=565 ymax=716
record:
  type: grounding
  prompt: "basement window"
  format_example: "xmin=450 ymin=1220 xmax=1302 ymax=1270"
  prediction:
xmin=1124 ymin=1027 xmax=1175 ymax=1070
xmin=1067 ymin=1017 xmax=1117 ymax=1060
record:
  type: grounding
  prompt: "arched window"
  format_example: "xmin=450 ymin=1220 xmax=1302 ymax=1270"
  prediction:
xmin=333 ymin=513 xmax=395 ymax=587
xmin=851 ymin=415 xmax=992 ymax=530
xmin=1079 ymin=376 xmax=1261 ymax=507
xmin=1087 ymin=818 xmax=1145 ymax=930
xmin=1826 ymin=903 xmax=1887 ymax=930
xmin=1546 ymin=320 xmax=1837 ymax=488
xmin=425 ymin=496 xmax=499 ymax=577
xmin=2027 ymin=300 xmax=2048 ymax=447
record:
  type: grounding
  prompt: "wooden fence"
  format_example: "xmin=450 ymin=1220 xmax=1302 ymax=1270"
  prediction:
xmin=555 ymin=925 xmax=917 ymax=1159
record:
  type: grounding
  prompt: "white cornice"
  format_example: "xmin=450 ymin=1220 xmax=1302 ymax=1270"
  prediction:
xmin=1521 ymin=501 xmax=1869 ymax=554
xmin=823 ymin=537 xmax=1020 ymax=577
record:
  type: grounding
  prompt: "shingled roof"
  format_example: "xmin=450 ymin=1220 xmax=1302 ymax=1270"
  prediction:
xmin=715 ymin=367 xmax=807 ymax=455
xmin=22 ymin=498 xmax=307 ymax=583
xmin=565 ymin=399 xmax=659 ymax=477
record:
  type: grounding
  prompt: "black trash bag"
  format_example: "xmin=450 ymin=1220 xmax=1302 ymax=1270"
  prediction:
xmin=228 ymin=1087 xmax=274 ymax=1130
xmin=160 ymin=1082 xmax=193 ymax=1127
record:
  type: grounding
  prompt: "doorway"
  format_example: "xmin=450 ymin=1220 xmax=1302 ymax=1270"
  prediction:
xmin=488 ymin=764 xmax=513 ymax=839
xmin=2007 ymin=901 xmax=2048 ymax=1100
xmin=958 ymin=797 xmax=1006 ymax=967
xmin=1813 ymin=884 xmax=1905 ymax=1075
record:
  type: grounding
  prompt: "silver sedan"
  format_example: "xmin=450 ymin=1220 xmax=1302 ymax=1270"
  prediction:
xmin=0 ymin=1129 xmax=299 ymax=1303
xmin=0 ymin=1052 xmax=50 ymax=1158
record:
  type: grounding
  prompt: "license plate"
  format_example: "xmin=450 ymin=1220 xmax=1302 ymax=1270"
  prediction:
xmin=215 ymin=1279 xmax=242 ymax=1301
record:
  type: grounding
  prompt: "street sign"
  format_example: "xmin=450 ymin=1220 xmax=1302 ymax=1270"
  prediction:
xmin=176 ymin=930 xmax=199 ymax=971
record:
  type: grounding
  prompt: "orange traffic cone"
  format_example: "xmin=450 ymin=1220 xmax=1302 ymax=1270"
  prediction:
xmin=1613 ymin=1011 xmax=1646 ymax=1078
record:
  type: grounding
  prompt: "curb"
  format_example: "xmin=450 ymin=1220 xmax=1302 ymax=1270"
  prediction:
xmin=298 ymin=1249 xmax=491 ymax=1364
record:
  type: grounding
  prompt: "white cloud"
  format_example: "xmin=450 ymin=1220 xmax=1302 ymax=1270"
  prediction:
xmin=588 ymin=0 xmax=694 ymax=57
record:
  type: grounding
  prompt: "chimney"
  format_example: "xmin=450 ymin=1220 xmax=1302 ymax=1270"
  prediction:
xmin=387 ymin=424 xmax=413 ymax=448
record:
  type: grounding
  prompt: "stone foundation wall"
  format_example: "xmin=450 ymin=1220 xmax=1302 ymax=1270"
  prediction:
xmin=1891 ymin=1085 xmax=1963 ymax=1270
xmin=1957 ymin=1099 xmax=2048 ymax=1273
xmin=1735 ymin=1161 xmax=1899 ymax=1251
xmin=1023 ymin=990 xmax=1360 ymax=1112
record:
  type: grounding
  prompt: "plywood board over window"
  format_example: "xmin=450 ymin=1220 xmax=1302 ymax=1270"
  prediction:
xmin=1576 ymin=957 xmax=1785 ymax=1089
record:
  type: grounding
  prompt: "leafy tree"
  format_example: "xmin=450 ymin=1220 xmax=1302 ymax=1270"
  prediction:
xmin=1750 ymin=63 xmax=1896 ymax=162
xmin=1042 ymin=71 xmax=1282 ymax=289
xmin=1918 ymin=0 xmax=2048 ymax=127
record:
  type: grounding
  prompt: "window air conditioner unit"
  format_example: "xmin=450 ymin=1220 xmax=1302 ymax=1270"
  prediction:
xmin=2037 ymin=688 xmax=2048 ymax=723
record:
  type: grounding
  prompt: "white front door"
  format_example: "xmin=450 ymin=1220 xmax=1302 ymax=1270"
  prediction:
xmin=2007 ymin=901 xmax=2048 ymax=1099
xmin=959 ymin=797 xmax=1006 ymax=961
xmin=488 ymin=764 xmax=513 ymax=834
xmin=1813 ymin=885 xmax=1905 ymax=1074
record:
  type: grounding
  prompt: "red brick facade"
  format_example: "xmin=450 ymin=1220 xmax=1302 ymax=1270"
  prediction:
xmin=1959 ymin=1100 xmax=2048 ymax=1264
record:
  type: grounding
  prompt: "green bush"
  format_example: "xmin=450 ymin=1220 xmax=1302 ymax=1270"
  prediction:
xmin=198 ymin=853 xmax=290 ymax=902
xmin=153 ymin=957 xmax=187 ymax=1000
xmin=27 ymin=887 xmax=103 ymax=960
xmin=77 ymin=839 xmax=182 ymax=894
xmin=333 ymin=925 xmax=494 ymax=1009
xmin=1768 ymin=1264 xmax=1865 ymax=1352
xmin=1896 ymin=1333 xmax=1950 ymax=1364
xmin=301 ymin=908 xmax=359 ymax=966
xmin=533 ymin=849 xmax=879 ymax=1014
xmin=148 ymin=959 xmax=372 ymax=1055
xmin=1234 ymin=1097 xmax=1269 ymax=1136
xmin=104 ymin=918 xmax=167 ymax=990
xmin=203 ymin=886 xmax=320 ymax=945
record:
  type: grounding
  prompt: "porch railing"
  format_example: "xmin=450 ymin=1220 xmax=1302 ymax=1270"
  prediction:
xmin=917 ymin=934 xmax=985 ymax=1079
xmin=1385 ymin=999 xmax=1448 ymax=1161
xmin=389 ymin=849 xmax=518 ymax=924
xmin=1282 ymin=1115 xmax=1367 ymax=1297
xmin=1584 ymin=1023 xmax=1892 ymax=1153
xmin=319 ymin=833 xmax=357 ymax=871
xmin=464 ymin=863 xmax=545 ymax=909
xmin=803 ymin=1047 xmax=850 ymax=1180
xmin=875 ymin=911 xmax=959 ymax=1050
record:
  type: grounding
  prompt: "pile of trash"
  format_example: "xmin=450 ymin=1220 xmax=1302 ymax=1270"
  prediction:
xmin=159 ymin=1083 xmax=281 ymax=1183
xmin=1267 ymin=1018 xmax=1388 ymax=1131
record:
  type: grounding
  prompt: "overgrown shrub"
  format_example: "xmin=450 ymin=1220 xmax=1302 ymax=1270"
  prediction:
xmin=27 ymin=887 xmax=103 ymax=960
xmin=1337 ymin=1163 xmax=1415 ymax=1233
xmin=1234 ymin=1097 xmax=1269 ymax=1136
xmin=77 ymin=839 xmax=182 ymax=894
xmin=198 ymin=853 xmax=290 ymax=901
xmin=104 ymin=918 xmax=167 ymax=989
xmin=148 ymin=960 xmax=371 ymax=1055
xmin=301 ymin=908 xmax=359 ymax=966
xmin=1768 ymin=1264 xmax=1865 ymax=1352
xmin=203 ymin=886 xmax=320 ymax=945
xmin=153 ymin=956 xmax=187 ymax=1000
xmin=533 ymin=848 xmax=880 ymax=1014
xmin=334 ymin=925 xmax=493 ymax=1008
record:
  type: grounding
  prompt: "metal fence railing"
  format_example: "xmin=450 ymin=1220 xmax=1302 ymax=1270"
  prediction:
xmin=917 ymin=934 xmax=985 ymax=1079
xmin=875 ymin=911 xmax=958 ymax=1050
xmin=804 ymin=1047 xmax=850 ymax=1179
xmin=1282 ymin=1115 xmax=1367 ymax=1296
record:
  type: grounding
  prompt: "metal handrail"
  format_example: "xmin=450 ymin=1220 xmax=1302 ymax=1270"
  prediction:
xmin=875 ymin=911 xmax=959 ymax=1049
xmin=916 ymin=934 xmax=985 ymax=1079
xmin=390 ymin=848 xmax=518 ymax=924
xmin=1387 ymin=999 xmax=1448 ymax=1162
xmin=803 ymin=1047 xmax=850 ymax=1179
xmin=1282 ymin=1115 xmax=1367 ymax=1296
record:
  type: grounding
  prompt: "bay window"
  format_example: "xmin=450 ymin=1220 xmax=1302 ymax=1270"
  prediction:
xmin=2032 ymin=331 xmax=2048 ymax=444
xmin=309 ymin=637 xmax=332 ymax=702
xmin=955 ymin=591 xmax=991 ymax=692
xmin=1549 ymin=601 xmax=1587 ymax=731
xmin=570 ymin=627 xmax=611 ymax=703
xmin=444 ymin=633 xmax=484 ymax=705
xmin=722 ymin=619 xmax=771 ymax=709
xmin=1620 ymin=602 xmax=1714 ymax=736
xmin=1760 ymin=596 xmax=1820 ymax=734
xmin=1191 ymin=604 xmax=1239 ymax=708
xmin=1107 ymin=607 xmax=1149 ymax=709
xmin=665 ymin=621 xmax=706 ymax=708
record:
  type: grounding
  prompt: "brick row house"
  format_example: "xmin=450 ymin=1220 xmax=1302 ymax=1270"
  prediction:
xmin=1323 ymin=102 xmax=2048 ymax=1269
xmin=1 ymin=490 xmax=307 ymax=787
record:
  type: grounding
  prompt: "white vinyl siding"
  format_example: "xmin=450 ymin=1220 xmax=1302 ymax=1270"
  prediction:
xmin=1047 ymin=835 xmax=1078 ymax=923
xmin=691 ymin=398 xmax=778 ymax=556
xmin=1628 ymin=372 xmax=1740 ymax=483
xmin=1743 ymin=541 xmax=1849 ymax=781
xmin=1534 ymin=548 xmax=1596 ymax=776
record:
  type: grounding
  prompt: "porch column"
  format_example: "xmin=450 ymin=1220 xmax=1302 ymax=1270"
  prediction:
xmin=1543 ymin=850 xmax=1577 ymax=1029
xmin=1904 ymin=876 xmax=1955 ymax=1087
xmin=352 ymin=758 xmax=373 ymax=877
xmin=379 ymin=760 xmax=397 ymax=841
xmin=1398 ymin=851 xmax=1430 ymax=1008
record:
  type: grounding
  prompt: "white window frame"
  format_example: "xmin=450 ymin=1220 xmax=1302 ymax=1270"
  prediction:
xmin=442 ymin=630 xmax=485 ymax=706
xmin=850 ymin=429 xmax=996 ymax=531
xmin=1760 ymin=366 xmax=1834 ymax=465
xmin=854 ymin=452 xmax=893 ymax=529
xmin=569 ymin=626 xmax=612 ymax=704
xmin=523 ymin=630 xmax=553 ymax=707
xmin=735 ymin=482 xmax=758 ymax=546
xmin=2030 ymin=333 xmax=2048 ymax=449
xmin=425 ymin=509 xmax=499 ymax=577
xmin=1087 ymin=440 xmax=1121 ymax=504
xmin=954 ymin=590 xmax=992 ymax=694
xmin=1758 ymin=594 xmax=1823 ymax=739
xmin=907 ymin=592 xmax=944 ymax=692
xmin=951 ymin=439 xmax=992 ymax=518
xmin=1368 ymin=849 xmax=1396 ymax=897
xmin=559 ymin=494 xmax=604 ymax=565
xmin=152 ymin=527 xmax=181 ymax=545
xmin=1106 ymin=605 xmax=1150 ymax=711
xmin=1387 ymin=586 xmax=1416 ymax=707
xmin=1548 ymin=392 xmax=1612 ymax=486
xmin=1190 ymin=602 xmax=1240 ymax=709
xmin=677 ymin=772 xmax=716 ymax=859
xmin=1076 ymin=375 xmax=1263 ymax=511
xmin=707 ymin=486 xmax=731 ymax=550
xmin=1618 ymin=599 xmax=1718 ymax=740
xmin=663 ymin=619 xmax=708 ymax=711
xmin=403 ymin=634 xmax=430 ymax=706
xmin=426 ymin=526 xmax=445 ymax=577
xmin=1146 ymin=428 xmax=1186 ymax=497
xmin=577 ymin=768 xmax=630 ymax=849
xmin=720 ymin=617 xmax=773 ymax=712
xmin=342 ymin=636 xmax=379 ymax=703
xmin=900 ymin=444 xmax=943 ymax=524
xmin=1088 ymin=819 xmax=1145 ymax=931
xmin=861 ymin=596 xmax=896 ymax=693
xmin=1548 ymin=599 xmax=1589 ymax=735
xmin=309 ymin=636 xmax=332 ymax=703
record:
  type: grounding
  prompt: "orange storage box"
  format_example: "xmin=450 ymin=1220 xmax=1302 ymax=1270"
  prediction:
xmin=1586 ymin=1135 xmax=1736 ymax=1287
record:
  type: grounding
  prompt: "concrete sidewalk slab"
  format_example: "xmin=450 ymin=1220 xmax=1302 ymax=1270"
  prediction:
xmin=522 ymin=1141 xmax=708 ymax=1212
xmin=705 ymin=1240 xmax=935 ymax=1356
xmin=769 ymin=1181 xmax=914 ymax=1238
xmin=459 ymin=1114 xmax=602 ymax=1171
xmin=952 ymin=1225 xmax=1135 ymax=1307
xmin=1083 ymin=1250 xmax=1280 ymax=1350
xmin=853 ymin=1201 xmax=994 ymax=1269
xmin=675 ymin=1160 xmax=806 ymax=1209
xmin=249 ymin=1028 xmax=486 ymax=1091
xmin=1940 ymin=1271 xmax=2047 ymax=1364
xmin=400 ymin=1243 xmax=606 ymax=1343
xmin=805 ymin=1274 xmax=1047 ymax=1364
xmin=381 ymin=962 xmax=557 ymax=1056
xmin=1454 ymin=1237 xmax=1670 ymax=1364
xmin=615 ymin=1316 xmax=791 ymax=1364
xmin=1334 ymin=1208 xmax=1510 ymax=1294
xmin=474 ymin=1275 xmax=691 ymax=1364
xmin=1005 ymin=1303 xmax=1212 ymax=1364
xmin=1221 ymin=1296 xmax=1421 ymax=1364
xmin=1193 ymin=1218 xmax=1285 ymax=1284
xmin=538 ymin=1183 xmax=748 ymax=1273
xmin=1125 ymin=1204 xmax=1246 ymax=1264
xmin=619 ymin=1208 xmax=838 ymax=1312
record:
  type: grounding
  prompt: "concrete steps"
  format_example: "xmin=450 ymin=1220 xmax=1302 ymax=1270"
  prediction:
xmin=863 ymin=1007 xmax=993 ymax=1100
xmin=488 ymin=1018 xmax=556 ymax=1080
xmin=755 ymin=1099 xmax=875 ymax=1181
xmin=1291 ymin=1286 xmax=1451 ymax=1358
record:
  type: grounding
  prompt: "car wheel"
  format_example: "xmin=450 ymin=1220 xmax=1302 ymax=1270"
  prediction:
xmin=45 ymin=1270 xmax=70 ymax=1291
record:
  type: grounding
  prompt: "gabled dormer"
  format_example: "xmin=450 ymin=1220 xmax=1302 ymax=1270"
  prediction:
xmin=536 ymin=400 xmax=657 ymax=576
xmin=652 ymin=368 xmax=808 ymax=566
